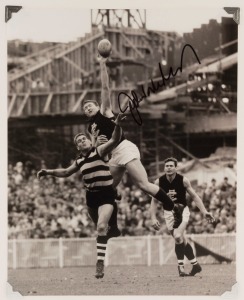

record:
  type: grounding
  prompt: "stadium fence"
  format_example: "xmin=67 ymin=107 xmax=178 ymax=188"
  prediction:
xmin=8 ymin=233 xmax=235 ymax=269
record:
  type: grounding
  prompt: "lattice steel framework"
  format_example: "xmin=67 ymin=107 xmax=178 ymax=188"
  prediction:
xmin=91 ymin=9 xmax=146 ymax=29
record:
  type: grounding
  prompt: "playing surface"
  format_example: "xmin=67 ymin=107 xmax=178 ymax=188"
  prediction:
xmin=8 ymin=264 xmax=236 ymax=296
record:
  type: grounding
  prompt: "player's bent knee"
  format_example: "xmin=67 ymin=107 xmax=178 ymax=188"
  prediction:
xmin=137 ymin=181 xmax=149 ymax=192
xmin=175 ymin=237 xmax=183 ymax=244
xmin=173 ymin=231 xmax=184 ymax=243
xmin=97 ymin=223 xmax=107 ymax=235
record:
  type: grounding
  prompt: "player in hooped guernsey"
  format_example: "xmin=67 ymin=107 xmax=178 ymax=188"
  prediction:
xmin=37 ymin=114 xmax=125 ymax=279
xmin=150 ymin=157 xmax=215 ymax=277
xmin=82 ymin=54 xmax=184 ymax=229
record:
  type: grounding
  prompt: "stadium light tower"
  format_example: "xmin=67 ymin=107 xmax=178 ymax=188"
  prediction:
xmin=91 ymin=9 xmax=146 ymax=29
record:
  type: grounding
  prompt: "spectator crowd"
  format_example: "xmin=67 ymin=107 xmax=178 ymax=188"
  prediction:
xmin=8 ymin=161 xmax=236 ymax=239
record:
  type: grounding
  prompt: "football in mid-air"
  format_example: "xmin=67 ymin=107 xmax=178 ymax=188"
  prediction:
xmin=98 ymin=39 xmax=112 ymax=58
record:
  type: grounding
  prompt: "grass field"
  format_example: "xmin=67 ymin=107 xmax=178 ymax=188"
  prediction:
xmin=8 ymin=264 xmax=236 ymax=296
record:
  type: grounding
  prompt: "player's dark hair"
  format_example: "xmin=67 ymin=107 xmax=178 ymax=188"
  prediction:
xmin=164 ymin=157 xmax=178 ymax=167
xmin=73 ymin=133 xmax=87 ymax=145
xmin=82 ymin=100 xmax=99 ymax=109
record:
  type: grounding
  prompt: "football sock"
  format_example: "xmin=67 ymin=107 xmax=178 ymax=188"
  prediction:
xmin=175 ymin=242 xmax=185 ymax=265
xmin=184 ymin=242 xmax=198 ymax=264
xmin=96 ymin=235 xmax=108 ymax=262
xmin=155 ymin=188 xmax=174 ymax=211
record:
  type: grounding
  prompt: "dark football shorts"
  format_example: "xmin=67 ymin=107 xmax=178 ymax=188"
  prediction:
xmin=86 ymin=186 xmax=115 ymax=208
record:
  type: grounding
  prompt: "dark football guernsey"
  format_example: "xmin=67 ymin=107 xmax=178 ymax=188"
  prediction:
xmin=88 ymin=111 xmax=125 ymax=144
xmin=159 ymin=173 xmax=187 ymax=207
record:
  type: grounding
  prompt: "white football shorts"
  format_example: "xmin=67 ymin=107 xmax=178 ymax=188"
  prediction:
xmin=164 ymin=205 xmax=190 ymax=231
xmin=109 ymin=139 xmax=141 ymax=167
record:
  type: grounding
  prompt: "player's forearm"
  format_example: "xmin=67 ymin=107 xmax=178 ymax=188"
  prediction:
xmin=110 ymin=124 xmax=121 ymax=145
xmin=90 ymin=134 xmax=96 ymax=147
xmin=150 ymin=198 xmax=158 ymax=219
xmin=100 ymin=61 xmax=112 ymax=112
xmin=98 ymin=125 xmax=121 ymax=156
xmin=45 ymin=169 xmax=71 ymax=178
xmin=100 ymin=61 xmax=109 ymax=88
xmin=193 ymin=195 xmax=208 ymax=214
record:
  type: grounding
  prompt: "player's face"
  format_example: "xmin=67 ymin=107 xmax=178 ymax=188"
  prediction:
xmin=83 ymin=102 xmax=99 ymax=117
xmin=75 ymin=135 xmax=92 ymax=151
xmin=164 ymin=161 xmax=177 ymax=175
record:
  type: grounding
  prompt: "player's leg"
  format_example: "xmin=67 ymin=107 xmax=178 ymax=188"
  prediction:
xmin=109 ymin=165 xmax=125 ymax=200
xmin=164 ymin=210 xmax=187 ymax=277
xmin=125 ymin=159 xmax=172 ymax=207
xmin=95 ymin=204 xmax=114 ymax=279
xmin=184 ymin=239 xmax=202 ymax=276
xmin=178 ymin=206 xmax=202 ymax=276
xmin=125 ymin=159 xmax=184 ymax=223
xmin=165 ymin=206 xmax=190 ymax=277
xmin=87 ymin=206 xmax=98 ymax=226
xmin=172 ymin=222 xmax=188 ymax=277
xmin=109 ymin=165 xmax=125 ymax=188
xmin=88 ymin=201 xmax=120 ymax=238
xmin=107 ymin=202 xmax=121 ymax=239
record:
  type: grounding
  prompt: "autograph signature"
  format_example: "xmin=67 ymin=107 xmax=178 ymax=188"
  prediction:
xmin=117 ymin=44 xmax=201 ymax=125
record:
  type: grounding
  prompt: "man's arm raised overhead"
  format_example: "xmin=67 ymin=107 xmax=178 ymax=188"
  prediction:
xmin=98 ymin=54 xmax=114 ymax=118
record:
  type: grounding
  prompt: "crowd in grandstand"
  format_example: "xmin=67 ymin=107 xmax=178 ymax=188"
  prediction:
xmin=8 ymin=161 xmax=236 ymax=239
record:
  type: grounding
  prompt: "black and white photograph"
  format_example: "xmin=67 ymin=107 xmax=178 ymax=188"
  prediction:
xmin=0 ymin=0 xmax=243 ymax=298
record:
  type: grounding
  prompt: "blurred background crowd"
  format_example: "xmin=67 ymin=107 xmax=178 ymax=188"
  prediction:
xmin=8 ymin=160 xmax=236 ymax=239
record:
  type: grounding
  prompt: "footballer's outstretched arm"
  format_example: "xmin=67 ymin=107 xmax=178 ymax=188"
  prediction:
xmin=184 ymin=176 xmax=215 ymax=223
xmin=98 ymin=56 xmax=114 ymax=118
xmin=37 ymin=161 xmax=79 ymax=179
xmin=150 ymin=179 xmax=161 ymax=231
